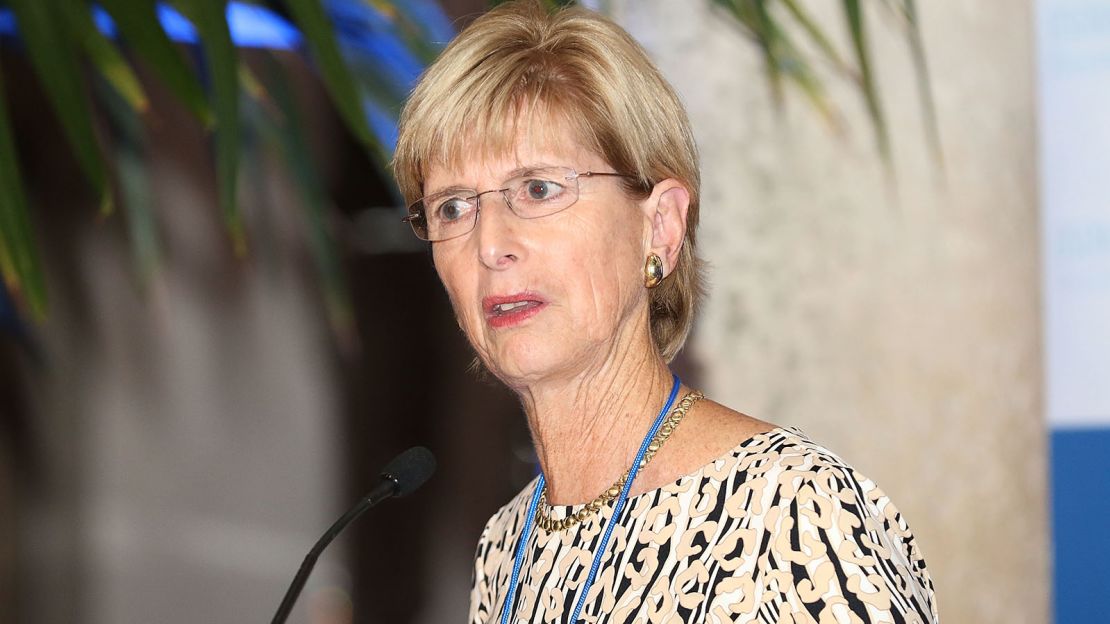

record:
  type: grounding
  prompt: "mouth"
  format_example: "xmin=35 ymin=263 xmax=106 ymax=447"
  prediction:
xmin=483 ymin=293 xmax=547 ymax=328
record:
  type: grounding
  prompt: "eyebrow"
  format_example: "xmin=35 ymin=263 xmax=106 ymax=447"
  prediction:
xmin=423 ymin=163 xmax=559 ymax=198
xmin=504 ymin=164 xmax=555 ymax=178
xmin=423 ymin=185 xmax=474 ymax=199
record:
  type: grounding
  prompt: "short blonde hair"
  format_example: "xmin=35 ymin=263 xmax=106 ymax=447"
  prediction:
xmin=393 ymin=0 xmax=704 ymax=362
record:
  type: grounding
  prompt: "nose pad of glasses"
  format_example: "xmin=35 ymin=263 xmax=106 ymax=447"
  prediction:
xmin=472 ymin=189 xmax=523 ymax=257
xmin=473 ymin=187 xmax=515 ymax=223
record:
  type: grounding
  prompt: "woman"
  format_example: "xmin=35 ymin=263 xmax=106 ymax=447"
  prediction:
xmin=394 ymin=2 xmax=939 ymax=622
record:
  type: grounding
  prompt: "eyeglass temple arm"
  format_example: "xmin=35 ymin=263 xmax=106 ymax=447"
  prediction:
xmin=579 ymin=171 xmax=640 ymax=180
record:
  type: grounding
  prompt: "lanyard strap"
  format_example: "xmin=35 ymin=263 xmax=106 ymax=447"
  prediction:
xmin=500 ymin=373 xmax=681 ymax=624
xmin=499 ymin=472 xmax=544 ymax=624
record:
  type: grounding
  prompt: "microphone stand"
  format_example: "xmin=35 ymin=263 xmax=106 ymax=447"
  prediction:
xmin=270 ymin=478 xmax=396 ymax=624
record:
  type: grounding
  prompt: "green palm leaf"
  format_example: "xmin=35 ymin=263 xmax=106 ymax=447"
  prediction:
xmin=750 ymin=0 xmax=786 ymax=104
xmin=706 ymin=0 xmax=935 ymax=161
xmin=284 ymin=0 xmax=375 ymax=153
xmin=883 ymin=0 xmax=943 ymax=167
xmin=255 ymin=56 xmax=350 ymax=330
xmin=95 ymin=74 xmax=161 ymax=284
xmin=59 ymin=0 xmax=149 ymax=114
xmin=98 ymin=0 xmax=213 ymax=126
xmin=780 ymin=0 xmax=849 ymax=72
xmin=0 ymin=65 xmax=47 ymax=320
xmin=180 ymin=0 xmax=244 ymax=253
xmin=842 ymin=0 xmax=890 ymax=161
xmin=10 ymin=0 xmax=112 ymax=214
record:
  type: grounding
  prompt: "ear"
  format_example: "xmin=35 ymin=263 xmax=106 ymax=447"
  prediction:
xmin=641 ymin=179 xmax=690 ymax=278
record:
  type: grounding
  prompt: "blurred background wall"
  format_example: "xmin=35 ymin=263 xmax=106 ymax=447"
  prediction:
xmin=2 ymin=0 xmax=1105 ymax=622
xmin=614 ymin=1 xmax=1049 ymax=623
xmin=2 ymin=52 xmax=351 ymax=623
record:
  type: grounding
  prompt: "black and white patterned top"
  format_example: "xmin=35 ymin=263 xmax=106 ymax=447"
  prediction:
xmin=469 ymin=427 xmax=939 ymax=623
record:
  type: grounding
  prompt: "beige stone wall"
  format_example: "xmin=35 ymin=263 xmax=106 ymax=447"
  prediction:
xmin=614 ymin=1 xmax=1048 ymax=622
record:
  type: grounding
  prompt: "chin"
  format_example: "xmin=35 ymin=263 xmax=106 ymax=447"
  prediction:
xmin=484 ymin=338 xmax=578 ymax=386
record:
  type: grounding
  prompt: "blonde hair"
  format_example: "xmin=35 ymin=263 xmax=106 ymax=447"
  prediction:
xmin=393 ymin=0 xmax=704 ymax=362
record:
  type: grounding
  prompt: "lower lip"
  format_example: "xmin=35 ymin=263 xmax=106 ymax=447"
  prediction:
xmin=487 ymin=302 xmax=546 ymax=329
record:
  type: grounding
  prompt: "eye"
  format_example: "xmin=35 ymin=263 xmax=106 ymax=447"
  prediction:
xmin=521 ymin=178 xmax=566 ymax=202
xmin=433 ymin=197 xmax=473 ymax=223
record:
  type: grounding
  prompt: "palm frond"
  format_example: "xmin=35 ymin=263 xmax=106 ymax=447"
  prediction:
xmin=60 ymin=0 xmax=149 ymax=113
xmin=97 ymin=0 xmax=213 ymax=125
xmin=779 ymin=0 xmax=849 ymax=73
xmin=181 ymin=0 xmax=245 ymax=254
xmin=95 ymin=77 xmax=161 ymax=285
xmin=284 ymin=0 xmax=379 ymax=158
xmin=882 ymin=0 xmax=943 ymax=169
xmin=0 ymin=63 xmax=46 ymax=320
xmin=842 ymin=0 xmax=890 ymax=162
xmin=10 ymin=0 xmax=112 ymax=213
xmin=252 ymin=55 xmax=351 ymax=332
xmin=705 ymin=0 xmax=938 ymax=163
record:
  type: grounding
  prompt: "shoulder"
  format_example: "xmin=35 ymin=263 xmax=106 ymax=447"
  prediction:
xmin=752 ymin=426 xmax=877 ymax=493
xmin=716 ymin=427 xmax=919 ymax=552
xmin=747 ymin=428 xmax=908 ymax=529
xmin=722 ymin=428 xmax=940 ymax=623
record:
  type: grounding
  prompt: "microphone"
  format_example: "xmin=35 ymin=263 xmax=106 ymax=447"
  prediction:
xmin=270 ymin=446 xmax=436 ymax=624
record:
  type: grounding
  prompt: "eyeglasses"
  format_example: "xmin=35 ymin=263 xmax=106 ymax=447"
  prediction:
xmin=402 ymin=166 xmax=637 ymax=242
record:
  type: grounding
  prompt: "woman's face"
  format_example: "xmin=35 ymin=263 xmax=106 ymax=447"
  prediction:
xmin=427 ymin=132 xmax=653 ymax=387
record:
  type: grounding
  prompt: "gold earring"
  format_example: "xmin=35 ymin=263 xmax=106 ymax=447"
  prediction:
xmin=644 ymin=253 xmax=664 ymax=288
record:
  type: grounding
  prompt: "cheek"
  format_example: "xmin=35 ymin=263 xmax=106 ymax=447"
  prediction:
xmin=433 ymin=249 xmax=478 ymax=327
xmin=561 ymin=214 xmax=646 ymax=328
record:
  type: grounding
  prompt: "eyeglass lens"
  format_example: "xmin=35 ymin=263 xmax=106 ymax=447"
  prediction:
xmin=409 ymin=167 xmax=583 ymax=242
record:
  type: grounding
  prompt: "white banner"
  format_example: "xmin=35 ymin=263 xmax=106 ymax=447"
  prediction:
xmin=1039 ymin=0 xmax=1110 ymax=427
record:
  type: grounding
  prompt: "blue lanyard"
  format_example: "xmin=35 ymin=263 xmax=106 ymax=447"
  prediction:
xmin=499 ymin=373 xmax=681 ymax=624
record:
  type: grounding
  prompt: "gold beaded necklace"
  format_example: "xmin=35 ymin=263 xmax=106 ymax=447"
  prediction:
xmin=534 ymin=389 xmax=705 ymax=532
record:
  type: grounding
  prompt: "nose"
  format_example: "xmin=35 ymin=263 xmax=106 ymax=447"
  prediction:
xmin=474 ymin=191 xmax=523 ymax=270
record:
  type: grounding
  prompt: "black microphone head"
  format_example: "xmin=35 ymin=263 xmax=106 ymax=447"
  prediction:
xmin=381 ymin=446 xmax=436 ymax=497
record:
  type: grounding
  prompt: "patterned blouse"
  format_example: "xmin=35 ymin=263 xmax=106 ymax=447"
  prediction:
xmin=469 ymin=427 xmax=939 ymax=623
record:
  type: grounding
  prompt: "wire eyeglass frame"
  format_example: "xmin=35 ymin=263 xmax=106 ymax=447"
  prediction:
xmin=401 ymin=166 xmax=637 ymax=242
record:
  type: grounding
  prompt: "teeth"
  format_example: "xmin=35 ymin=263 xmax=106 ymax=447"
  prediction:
xmin=495 ymin=301 xmax=531 ymax=313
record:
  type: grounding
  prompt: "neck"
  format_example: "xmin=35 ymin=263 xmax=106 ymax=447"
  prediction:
xmin=516 ymin=328 xmax=674 ymax=505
